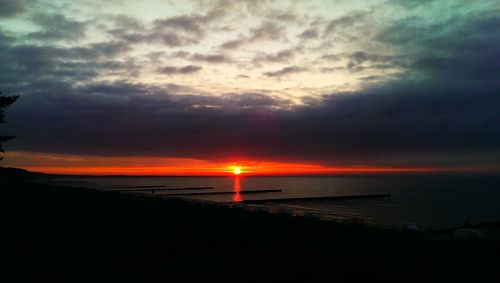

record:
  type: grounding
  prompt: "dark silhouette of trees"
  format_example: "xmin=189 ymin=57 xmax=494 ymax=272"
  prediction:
xmin=0 ymin=92 xmax=19 ymax=160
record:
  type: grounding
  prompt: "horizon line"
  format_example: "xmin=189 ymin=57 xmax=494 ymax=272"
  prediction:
xmin=9 ymin=167 xmax=499 ymax=178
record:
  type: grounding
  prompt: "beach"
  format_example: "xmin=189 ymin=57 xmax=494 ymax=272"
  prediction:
xmin=3 ymin=170 xmax=500 ymax=282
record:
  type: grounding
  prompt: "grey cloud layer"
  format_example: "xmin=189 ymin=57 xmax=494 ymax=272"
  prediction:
xmin=252 ymin=47 xmax=301 ymax=64
xmin=106 ymin=9 xmax=224 ymax=47
xmin=264 ymin=66 xmax=305 ymax=77
xmin=158 ymin=65 xmax=202 ymax=75
xmin=220 ymin=21 xmax=287 ymax=49
xmin=28 ymin=13 xmax=87 ymax=41
xmin=0 ymin=0 xmax=29 ymax=17
xmin=0 ymin=40 xmax=137 ymax=88
xmin=4 ymin=74 xmax=499 ymax=167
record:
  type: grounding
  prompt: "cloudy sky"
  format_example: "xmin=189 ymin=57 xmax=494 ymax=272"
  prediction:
xmin=0 ymin=0 xmax=499 ymax=174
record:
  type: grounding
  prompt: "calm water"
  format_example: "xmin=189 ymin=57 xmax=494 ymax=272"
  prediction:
xmin=48 ymin=175 xmax=500 ymax=230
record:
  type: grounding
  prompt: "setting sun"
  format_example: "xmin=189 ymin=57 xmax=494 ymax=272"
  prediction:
xmin=233 ymin=167 xmax=241 ymax=175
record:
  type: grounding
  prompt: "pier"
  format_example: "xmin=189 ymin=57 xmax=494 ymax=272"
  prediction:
xmin=101 ymin=186 xmax=214 ymax=194
xmin=239 ymin=193 xmax=392 ymax=203
xmin=165 ymin=189 xmax=282 ymax=196
xmin=102 ymin=186 xmax=213 ymax=191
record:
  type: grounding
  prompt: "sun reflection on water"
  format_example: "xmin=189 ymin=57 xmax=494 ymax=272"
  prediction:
xmin=232 ymin=175 xmax=242 ymax=202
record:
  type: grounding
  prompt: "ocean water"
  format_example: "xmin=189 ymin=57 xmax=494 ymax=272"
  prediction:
xmin=47 ymin=175 xmax=500 ymax=230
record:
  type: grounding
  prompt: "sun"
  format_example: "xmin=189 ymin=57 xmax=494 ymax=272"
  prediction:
xmin=233 ymin=166 xmax=241 ymax=175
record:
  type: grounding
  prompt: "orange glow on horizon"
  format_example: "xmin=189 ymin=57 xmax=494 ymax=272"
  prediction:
xmin=18 ymin=163 xmax=448 ymax=176
xmin=2 ymin=151 xmax=477 ymax=176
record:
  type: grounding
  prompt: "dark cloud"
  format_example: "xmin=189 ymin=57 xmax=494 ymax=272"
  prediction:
xmin=148 ymin=15 xmax=206 ymax=46
xmin=320 ymin=67 xmax=344 ymax=73
xmin=320 ymin=54 xmax=341 ymax=61
xmin=220 ymin=38 xmax=246 ymax=49
xmin=317 ymin=51 xmax=403 ymax=73
xmin=220 ymin=21 xmax=286 ymax=49
xmin=107 ymin=15 xmax=148 ymax=43
xmin=346 ymin=51 xmax=402 ymax=72
xmin=171 ymin=51 xmax=191 ymax=58
xmin=59 ymin=42 xmax=131 ymax=60
xmin=152 ymin=32 xmax=200 ymax=46
xmin=391 ymin=0 xmax=437 ymax=8
xmin=4 ymin=75 xmax=499 ymax=167
xmin=112 ymin=14 xmax=144 ymax=31
xmin=249 ymin=21 xmax=286 ymax=41
xmin=323 ymin=10 xmax=368 ymax=36
xmin=107 ymin=13 xmax=215 ymax=47
xmin=108 ymin=6 xmax=227 ymax=47
xmin=266 ymin=10 xmax=298 ymax=23
xmin=221 ymin=92 xmax=290 ymax=108
xmin=263 ymin=66 xmax=305 ymax=77
xmin=190 ymin=53 xmax=232 ymax=63
xmin=153 ymin=15 xmax=204 ymax=36
xmin=28 ymin=13 xmax=87 ymax=41
xmin=0 ymin=29 xmax=15 ymax=47
xmin=298 ymin=28 xmax=319 ymax=40
xmin=377 ymin=13 xmax=500 ymax=84
xmin=252 ymin=48 xmax=299 ymax=64
xmin=0 ymin=0 xmax=29 ymax=17
xmin=359 ymin=75 xmax=382 ymax=81
xmin=0 ymin=42 xmax=137 ymax=90
xmin=158 ymin=65 xmax=202 ymax=75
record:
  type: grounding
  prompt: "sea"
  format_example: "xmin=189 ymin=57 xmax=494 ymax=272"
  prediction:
xmin=44 ymin=175 xmax=500 ymax=230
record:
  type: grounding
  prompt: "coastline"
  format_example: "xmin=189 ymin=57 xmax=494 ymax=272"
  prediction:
xmin=4 ymin=172 xmax=500 ymax=282
xmin=38 ymin=172 xmax=500 ymax=231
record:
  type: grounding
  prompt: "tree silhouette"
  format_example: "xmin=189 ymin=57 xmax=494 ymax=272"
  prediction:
xmin=0 ymin=92 xmax=19 ymax=161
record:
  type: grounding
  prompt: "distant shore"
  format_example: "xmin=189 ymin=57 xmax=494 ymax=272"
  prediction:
xmin=3 ymin=168 xmax=500 ymax=282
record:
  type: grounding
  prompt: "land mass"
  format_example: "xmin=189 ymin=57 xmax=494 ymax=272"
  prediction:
xmin=3 ymin=167 xmax=500 ymax=282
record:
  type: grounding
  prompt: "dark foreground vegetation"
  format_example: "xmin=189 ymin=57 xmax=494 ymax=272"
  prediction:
xmin=3 ymin=169 xmax=500 ymax=282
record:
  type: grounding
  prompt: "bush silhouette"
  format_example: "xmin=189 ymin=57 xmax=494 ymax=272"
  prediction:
xmin=0 ymin=92 xmax=19 ymax=160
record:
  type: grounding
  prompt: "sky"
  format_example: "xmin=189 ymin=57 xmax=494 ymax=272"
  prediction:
xmin=0 ymin=0 xmax=499 ymax=175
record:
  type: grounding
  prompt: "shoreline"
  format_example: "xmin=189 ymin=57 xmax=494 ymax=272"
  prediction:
xmin=121 ymin=188 xmax=500 ymax=233
xmin=4 ymin=175 xmax=500 ymax=282
xmin=23 ymin=169 xmax=500 ymax=233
